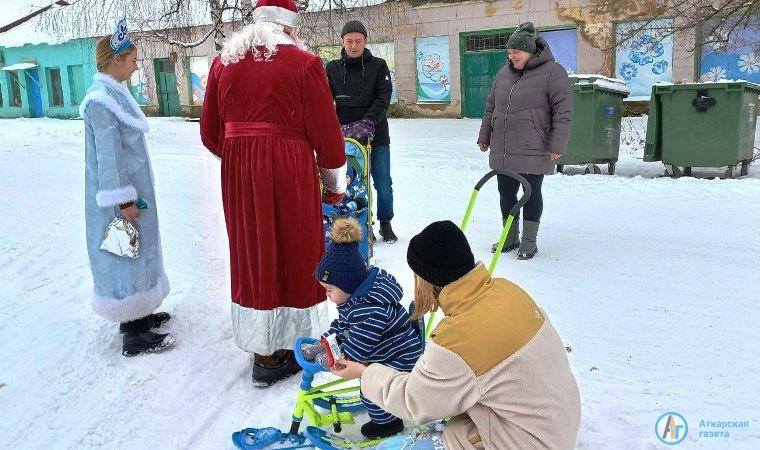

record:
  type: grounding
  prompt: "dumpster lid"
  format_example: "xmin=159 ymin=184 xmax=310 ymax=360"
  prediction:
xmin=571 ymin=74 xmax=630 ymax=95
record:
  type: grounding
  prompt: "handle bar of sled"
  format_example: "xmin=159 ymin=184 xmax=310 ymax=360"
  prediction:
xmin=423 ymin=169 xmax=531 ymax=342
xmin=461 ymin=169 xmax=532 ymax=273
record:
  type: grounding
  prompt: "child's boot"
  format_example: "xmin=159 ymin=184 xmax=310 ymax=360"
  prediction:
xmin=361 ymin=418 xmax=404 ymax=439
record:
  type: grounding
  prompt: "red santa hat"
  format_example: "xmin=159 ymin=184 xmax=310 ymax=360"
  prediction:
xmin=252 ymin=0 xmax=300 ymax=28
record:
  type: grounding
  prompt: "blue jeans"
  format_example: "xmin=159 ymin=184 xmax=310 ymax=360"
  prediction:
xmin=370 ymin=145 xmax=394 ymax=222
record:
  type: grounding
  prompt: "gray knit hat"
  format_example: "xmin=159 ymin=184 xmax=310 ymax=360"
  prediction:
xmin=507 ymin=22 xmax=538 ymax=54
xmin=341 ymin=20 xmax=367 ymax=38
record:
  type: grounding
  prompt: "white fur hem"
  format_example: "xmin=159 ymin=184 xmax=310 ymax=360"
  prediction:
xmin=96 ymin=185 xmax=138 ymax=208
xmin=231 ymin=301 xmax=329 ymax=354
xmin=80 ymin=73 xmax=150 ymax=132
xmin=319 ymin=163 xmax=347 ymax=194
xmin=252 ymin=6 xmax=299 ymax=28
xmin=92 ymin=272 xmax=170 ymax=323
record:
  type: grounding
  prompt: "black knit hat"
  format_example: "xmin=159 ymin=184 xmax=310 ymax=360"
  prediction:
xmin=407 ymin=221 xmax=476 ymax=287
xmin=341 ymin=20 xmax=368 ymax=38
xmin=507 ymin=22 xmax=538 ymax=54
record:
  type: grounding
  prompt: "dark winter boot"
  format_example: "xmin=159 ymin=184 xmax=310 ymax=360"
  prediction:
xmin=379 ymin=221 xmax=398 ymax=243
xmin=360 ymin=418 xmax=404 ymax=439
xmin=517 ymin=220 xmax=540 ymax=260
xmin=122 ymin=331 xmax=176 ymax=356
xmin=119 ymin=312 xmax=171 ymax=333
xmin=252 ymin=349 xmax=302 ymax=388
xmin=491 ymin=219 xmax=520 ymax=254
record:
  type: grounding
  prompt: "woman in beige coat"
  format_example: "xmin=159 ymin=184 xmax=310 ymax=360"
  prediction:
xmin=332 ymin=220 xmax=581 ymax=449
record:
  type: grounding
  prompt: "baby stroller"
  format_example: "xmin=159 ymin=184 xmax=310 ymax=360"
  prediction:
xmin=322 ymin=138 xmax=374 ymax=263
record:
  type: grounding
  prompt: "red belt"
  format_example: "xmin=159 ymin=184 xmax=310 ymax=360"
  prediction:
xmin=225 ymin=122 xmax=308 ymax=143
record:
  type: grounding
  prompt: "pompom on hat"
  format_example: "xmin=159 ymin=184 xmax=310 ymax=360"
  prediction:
xmin=314 ymin=217 xmax=368 ymax=294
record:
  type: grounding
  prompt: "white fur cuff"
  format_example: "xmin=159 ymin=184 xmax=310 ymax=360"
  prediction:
xmin=91 ymin=272 xmax=170 ymax=323
xmin=96 ymin=185 xmax=138 ymax=208
xmin=319 ymin=163 xmax=347 ymax=194
xmin=252 ymin=6 xmax=300 ymax=28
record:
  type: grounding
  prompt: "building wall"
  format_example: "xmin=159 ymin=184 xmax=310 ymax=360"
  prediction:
xmin=0 ymin=38 xmax=97 ymax=118
xmin=0 ymin=1 xmax=720 ymax=119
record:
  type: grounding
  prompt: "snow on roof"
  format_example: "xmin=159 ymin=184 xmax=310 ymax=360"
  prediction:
xmin=1 ymin=62 xmax=38 ymax=71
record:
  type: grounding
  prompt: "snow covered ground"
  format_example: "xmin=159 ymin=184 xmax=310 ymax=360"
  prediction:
xmin=1 ymin=117 xmax=759 ymax=449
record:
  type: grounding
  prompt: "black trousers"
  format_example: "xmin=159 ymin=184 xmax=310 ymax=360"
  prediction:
xmin=497 ymin=173 xmax=544 ymax=222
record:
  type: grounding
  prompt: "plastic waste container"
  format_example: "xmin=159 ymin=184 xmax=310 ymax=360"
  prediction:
xmin=557 ymin=75 xmax=629 ymax=175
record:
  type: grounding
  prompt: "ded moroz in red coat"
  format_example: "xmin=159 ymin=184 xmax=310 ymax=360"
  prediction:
xmin=200 ymin=39 xmax=346 ymax=355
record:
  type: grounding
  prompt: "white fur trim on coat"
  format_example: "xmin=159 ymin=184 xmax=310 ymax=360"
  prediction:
xmin=80 ymin=73 xmax=150 ymax=133
xmin=96 ymin=185 xmax=138 ymax=208
xmin=231 ymin=301 xmax=329 ymax=354
xmin=319 ymin=163 xmax=347 ymax=194
xmin=92 ymin=271 xmax=170 ymax=323
xmin=252 ymin=5 xmax=299 ymax=28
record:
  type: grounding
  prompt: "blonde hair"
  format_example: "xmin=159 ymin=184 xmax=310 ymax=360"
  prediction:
xmin=95 ymin=36 xmax=136 ymax=72
xmin=411 ymin=274 xmax=442 ymax=321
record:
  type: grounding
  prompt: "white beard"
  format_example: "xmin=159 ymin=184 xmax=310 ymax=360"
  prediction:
xmin=221 ymin=22 xmax=309 ymax=65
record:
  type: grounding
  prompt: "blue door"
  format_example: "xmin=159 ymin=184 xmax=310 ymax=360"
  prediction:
xmin=25 ymin=68 xmax=43 ymax=117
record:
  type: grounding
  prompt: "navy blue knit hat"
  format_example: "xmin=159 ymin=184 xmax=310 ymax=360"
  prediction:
xmin=315 ymin=217 xmax=368 ymax=294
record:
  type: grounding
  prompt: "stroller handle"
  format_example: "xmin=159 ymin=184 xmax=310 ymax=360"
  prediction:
xmin=474 ymin=169 xmax=532 ymax=218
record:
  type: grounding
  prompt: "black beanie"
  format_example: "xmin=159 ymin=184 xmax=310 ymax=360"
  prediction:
xmin=407 ymin=221 xmax=476 ymax=287
xmin=341 ymin=20 xmax=368 ymax=38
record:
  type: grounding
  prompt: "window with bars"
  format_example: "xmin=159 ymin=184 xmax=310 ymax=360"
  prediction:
xmin=464 ymin=33 xmax=511 ymax=52
xmin=47 ymin=67 xmax=64 ymax=107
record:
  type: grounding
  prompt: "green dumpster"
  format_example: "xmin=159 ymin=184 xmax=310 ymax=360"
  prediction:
xmin=556 ymin=75 xmax=629 ymax=175
xmin=644 ymin=81 xmax=760 ymax=178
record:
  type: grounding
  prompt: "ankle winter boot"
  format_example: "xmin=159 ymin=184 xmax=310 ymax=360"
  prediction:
xmin=360 ymin=418 xmax=404 ymax=439
xmin=252 ymin=349 xmax=302 ymax=388
xmin=518 ymin=220 xmax=540 ymax=260
xmin=379 ymin=221 xmax=398 ymax=243
xmin=122 ymin=331 xmax=176 ymax=356
xmin=491 ymin=219 xmax=520 ymax=253
xmin=119 ymin=312 xmax=171 ymax=333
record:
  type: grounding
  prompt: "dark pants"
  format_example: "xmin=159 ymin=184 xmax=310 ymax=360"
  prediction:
xmin=497 ymin=173 xmax=544 ymax=222
xmin=370 ymin=145 xmax=394 ymax=222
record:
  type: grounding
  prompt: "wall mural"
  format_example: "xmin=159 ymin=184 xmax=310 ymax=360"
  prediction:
xmin=415 ymin=35 xmax=451 ymax=103
xmin=700 ymin=15 xmax=760 ymax=83
xmin=615 ymin=19 xmax=674 ymax=98
xmin=189 ymin=56 xmax=209 ymax=105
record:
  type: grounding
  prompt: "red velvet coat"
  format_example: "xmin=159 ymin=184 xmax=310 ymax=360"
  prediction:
xmin=200 ymin=46 xmax=346 ymax=354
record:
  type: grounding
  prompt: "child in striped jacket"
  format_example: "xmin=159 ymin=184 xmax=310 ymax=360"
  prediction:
xmin=313 ymin=217 xmax=424 ymax=440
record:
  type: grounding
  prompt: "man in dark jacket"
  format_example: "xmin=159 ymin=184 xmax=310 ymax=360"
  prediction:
xmin=326 ymin=20 xmax=398 ymax=243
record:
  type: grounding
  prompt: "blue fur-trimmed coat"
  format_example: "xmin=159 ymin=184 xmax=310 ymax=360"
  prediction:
xmin=81 ymin=73 xmax=169 ymax=323
xmin=325 ymin=268 xmax=423 ymax=370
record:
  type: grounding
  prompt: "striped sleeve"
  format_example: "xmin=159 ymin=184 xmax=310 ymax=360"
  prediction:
xmin=343 ymin=305 xmax=390 ymax=361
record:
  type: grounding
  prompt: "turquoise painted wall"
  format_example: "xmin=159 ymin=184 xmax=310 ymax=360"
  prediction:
xmin=0 ymin=38 xmax=97 ymax=119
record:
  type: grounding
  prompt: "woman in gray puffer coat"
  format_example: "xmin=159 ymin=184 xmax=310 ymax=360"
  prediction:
xmin=477 ymin=22 xmax=572 ymax=260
